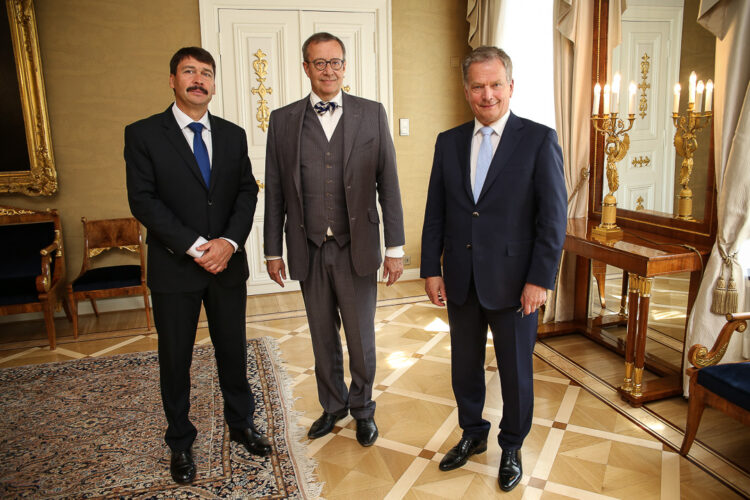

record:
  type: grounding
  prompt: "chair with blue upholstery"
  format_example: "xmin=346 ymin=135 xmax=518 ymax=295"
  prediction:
xmin=66 ymin=217 xmax=151 ymax=337
xmin=0 ymin=205 xmax=69 ymax=349
xmin=680 ymin=311 xmax=750 ymax=455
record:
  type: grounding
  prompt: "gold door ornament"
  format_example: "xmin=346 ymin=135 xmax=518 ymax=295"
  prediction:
xmin=637 ymin=53 xmax=650 ymax=119
xmin=631 ymin=155 xmax=650 ymax=168
xmin=251 ymin=49 xmax=273 ymax=132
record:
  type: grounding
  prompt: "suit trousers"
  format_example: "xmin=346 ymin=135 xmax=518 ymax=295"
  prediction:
xmin=446 ymin=281 xmax=537 ymax=450
xmin=300 ymin=239 xmax=378 ymax=419
xmin=152 ymin=279 xmax=254 ymax=452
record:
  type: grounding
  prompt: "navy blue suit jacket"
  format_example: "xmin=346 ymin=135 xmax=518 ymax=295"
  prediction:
xmin=420 ymin=112 xmax=567 ymax=310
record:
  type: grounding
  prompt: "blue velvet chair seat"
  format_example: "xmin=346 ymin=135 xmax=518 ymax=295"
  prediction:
xmin=0 ymin=276 xmax=39 ymax=305
xmin=71 ymin=265 xmax=141 ymax=292
xmin=697 ymin=362 xmax=750 ymax=412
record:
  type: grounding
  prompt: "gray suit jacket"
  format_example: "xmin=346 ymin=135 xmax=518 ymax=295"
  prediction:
xmin=264 ymin=93 xmax=404 ymax=280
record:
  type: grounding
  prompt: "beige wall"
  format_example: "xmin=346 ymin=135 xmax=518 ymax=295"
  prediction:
xmin=392 ymin=0 xmax=472 ymax=270
xmin=3 ymin=0 xmax=469 ymax=280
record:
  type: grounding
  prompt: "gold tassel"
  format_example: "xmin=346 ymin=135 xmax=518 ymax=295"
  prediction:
xmin=726 ymin=276 xmax=739 ymax=313
xmin=711 ymin=274 xmax=727 ymax=314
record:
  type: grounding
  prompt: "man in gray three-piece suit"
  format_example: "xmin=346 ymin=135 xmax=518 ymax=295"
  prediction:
xmin=263 ymin=32 xmax=405 ymax=447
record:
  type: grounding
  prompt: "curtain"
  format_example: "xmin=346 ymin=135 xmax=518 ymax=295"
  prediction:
xmin=466 ymin=0 xmax=503 ymax=48
xmin=543 ymin=0 xmax=594 ymax=323
xmin=684 ymin=0 xmax=750 ymax=394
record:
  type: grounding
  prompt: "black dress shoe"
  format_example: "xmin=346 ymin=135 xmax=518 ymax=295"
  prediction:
xmin=308 ymin=412 xmax=346 ymax=439
xmin=229 ymin=427 xmax=272 ymax=457
xmin=439 ymin=437 xmax=487 ymax=471
xmin=170 ymin=448 xmax=196 ymax=484
xmin=355 ymin=417 xmax=378 ymax=447
xmin=498 ymin=448 xmax=522 ymax=492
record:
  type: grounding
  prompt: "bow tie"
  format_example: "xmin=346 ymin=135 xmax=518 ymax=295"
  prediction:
xmin=314 ymin=101 xmax=337 ymax=115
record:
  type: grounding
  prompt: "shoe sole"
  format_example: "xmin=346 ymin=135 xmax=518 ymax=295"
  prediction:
xmin=438 ymin=443 xmax=488 ymax=471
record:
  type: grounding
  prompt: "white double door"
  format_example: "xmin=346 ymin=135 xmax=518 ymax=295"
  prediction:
xmin=610 ymin=0 xmax=682 ymax=213
xmin=201 ymin=1 xmax=391 ymax=294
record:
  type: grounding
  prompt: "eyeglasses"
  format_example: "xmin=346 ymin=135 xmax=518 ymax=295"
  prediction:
xmin=308 ymin=58 xmax=345 ymax=71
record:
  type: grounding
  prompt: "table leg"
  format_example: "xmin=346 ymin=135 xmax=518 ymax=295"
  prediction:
xmin=632 ymin=277 xmax=653 ymax=398
xmin=619 ymin=270 xmax=629 ymax=316
xmin=622 ymin=272 xmax=640 ymax=392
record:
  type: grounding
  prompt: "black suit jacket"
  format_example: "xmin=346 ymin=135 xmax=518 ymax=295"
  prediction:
xmin=263 ymin=93 xmax=405 ymax=280
xmin=420 ymin=112 xmax=567 ymax=309
xmin=125 ymin=106 xmax=258 ymax=293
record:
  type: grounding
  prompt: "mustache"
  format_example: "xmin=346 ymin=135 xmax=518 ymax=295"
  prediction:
xmin=187 ymin=85 xmax=208 ymax=94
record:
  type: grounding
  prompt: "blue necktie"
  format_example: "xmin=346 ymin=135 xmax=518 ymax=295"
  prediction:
xmin=314 ymin=101 xmax=337 ymax=115
xmin=473 ymin=126 xmax=494 ymax=202
xmin=187 ymin=122 xmax=211 ymax=187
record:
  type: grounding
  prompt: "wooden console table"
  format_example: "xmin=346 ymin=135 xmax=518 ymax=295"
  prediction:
xmin=538 ymin=218 xmax=711 ymax=407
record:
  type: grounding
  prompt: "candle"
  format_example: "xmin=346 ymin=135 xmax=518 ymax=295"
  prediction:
xmin=705 ymin=80 xmax=713 ymax=112
xmin=673 ymin=83 xmax=681 ymax=114
xmin=628 ymin=81 xmax=636 ymax=115
xmin=603 ymin=84 xmax=610 ymax=115
xmin=689 ymin=71 xmax=696 ymax=105
xmin=593 ymin=83 xmax=601 ymax=115
xmin=612 ymin=73 xmax=621 ymax=114
xmin=696 ymin=80 xmax=705 ymax=113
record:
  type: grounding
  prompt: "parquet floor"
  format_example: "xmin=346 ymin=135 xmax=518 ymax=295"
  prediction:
xmin=1 ymin=277 xmax=748 ymax=499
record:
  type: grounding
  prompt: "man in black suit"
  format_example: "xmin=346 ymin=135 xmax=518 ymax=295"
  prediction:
xmin=125 ymin=47 xmax=270 ymax=485
xmin=420 ymin=46 xmax=566 ymax=492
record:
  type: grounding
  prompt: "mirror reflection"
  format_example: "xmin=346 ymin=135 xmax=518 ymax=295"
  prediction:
xmin=608 ymin=0 xmax=714 ymax=220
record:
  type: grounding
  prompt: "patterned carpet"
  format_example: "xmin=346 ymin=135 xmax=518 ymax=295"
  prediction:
xmin=0 ymin=337 xmax=320 ymax=499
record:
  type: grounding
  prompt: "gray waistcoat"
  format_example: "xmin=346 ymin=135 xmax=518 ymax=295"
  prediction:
xmin=300 ymin=103 xmax=350 ymax=247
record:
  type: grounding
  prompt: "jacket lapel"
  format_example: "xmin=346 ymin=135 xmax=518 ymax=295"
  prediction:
xmin=161 ymin=106 xmax=209 ymax=190
xmin=342 ymin=92 xmax=362 ymax=172
xmin=207 ymin=113 xmax=223 ymax=194
xmin=288 ymin=98 xmax=307 ymax=204
xmin=457 ymin=122 xmax=474 ymax=202
xmin=477 ymin=112 xmax=523 ymax=202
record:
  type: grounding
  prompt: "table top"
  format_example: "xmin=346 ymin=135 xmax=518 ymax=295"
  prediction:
xmin=564 ymin=218 xmax=711 ymax=276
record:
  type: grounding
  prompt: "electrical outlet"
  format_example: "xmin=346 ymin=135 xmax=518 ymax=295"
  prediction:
xmin=403 ymin=255 xmax=411 ymax=265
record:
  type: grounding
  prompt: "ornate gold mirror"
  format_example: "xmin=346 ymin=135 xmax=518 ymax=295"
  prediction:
xmin=0 ymin=0 xmax=56 ymax=196
xmin=589 ymin=0 xmax=717 ymax=246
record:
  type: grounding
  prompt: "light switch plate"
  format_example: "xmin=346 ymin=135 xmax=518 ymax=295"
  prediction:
xmin=399 ymin=118 xmax=409 ymax=136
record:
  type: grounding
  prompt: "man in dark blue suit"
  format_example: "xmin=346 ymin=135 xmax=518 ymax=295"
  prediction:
xmin=125 ymin=47 xmax=271 ymax=485
xmin=420 ymin=46 xmax=566 ymax=492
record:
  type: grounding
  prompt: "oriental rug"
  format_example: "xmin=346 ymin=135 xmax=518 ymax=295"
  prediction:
xmin=0 ymin=337 xmax=320 ymax=499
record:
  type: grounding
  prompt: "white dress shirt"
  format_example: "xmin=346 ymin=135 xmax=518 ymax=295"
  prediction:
xmin=171 ymin=103 xmax=237 ymax=258
xmin=469 ymin=109 xmax=511 ymax=188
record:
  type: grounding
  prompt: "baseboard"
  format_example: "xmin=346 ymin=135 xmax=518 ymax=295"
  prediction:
xmin=0 ymin=296 xmax=148 ymax=324
xmin=1 ymin=271 xmax=425 ymax=324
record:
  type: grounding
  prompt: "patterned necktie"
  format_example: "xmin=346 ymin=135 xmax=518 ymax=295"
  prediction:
xmin=314 ymin=101 xmax=337 ymax=115
xmin=187 ymin=122 xmax=211 ymax=187
xmin=473 ymin=126 xmax=494 ymax=202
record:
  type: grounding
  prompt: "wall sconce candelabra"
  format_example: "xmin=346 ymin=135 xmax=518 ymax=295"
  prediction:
xmin=591 ymin=74 xmax=637 ymax=240
xmin=672 ymin=73 xmax=713 ymax=221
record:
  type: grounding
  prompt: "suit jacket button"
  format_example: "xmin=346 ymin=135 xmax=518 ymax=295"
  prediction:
xmin=299 ymin=224 xmax=304 ymax=229
xmin=466 ymin=244 xmax=472 ymax=249
xmin=472 ymin=211 xmax=479 ymax=217
xmin=208 ymin=200 xmax=213 ymax=206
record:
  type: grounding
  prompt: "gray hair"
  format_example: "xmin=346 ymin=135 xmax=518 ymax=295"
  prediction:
xmin=302 ymin=32 xmax=346 ymax=62
xmin=461 ymin=46 xmax=513 ymax=84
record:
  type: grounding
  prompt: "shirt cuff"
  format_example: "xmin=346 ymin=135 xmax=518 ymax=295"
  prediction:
xmin=385 ymin=246 xmax=404 ymax=258
xmin=220 ymin=237 xmax=238 ymax=253
xmin=265 ymin=256 xmax=282 ymax=260
xmin=187 ymin=236 xmax=209 ymax=258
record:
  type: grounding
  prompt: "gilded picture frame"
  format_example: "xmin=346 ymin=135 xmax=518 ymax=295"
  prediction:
xmin=0 ymin=0 xmax=56 ymax=196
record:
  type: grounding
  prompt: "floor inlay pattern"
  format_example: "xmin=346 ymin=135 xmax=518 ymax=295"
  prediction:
xmin=0 ymin=280 xmax=746 ymax=498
